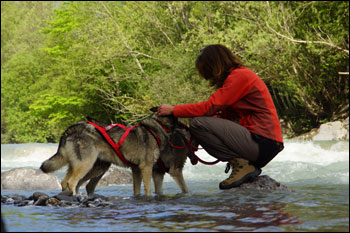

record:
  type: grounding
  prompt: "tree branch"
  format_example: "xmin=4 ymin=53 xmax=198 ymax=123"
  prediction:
xmin=265 ymin=20 xmax=349 ymax=56
xmin=99 ymin=2 xmax=145 ymax=73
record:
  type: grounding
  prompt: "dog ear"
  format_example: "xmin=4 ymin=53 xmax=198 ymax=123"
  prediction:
xmin=150 ymin=107 xmax=159 ymax=112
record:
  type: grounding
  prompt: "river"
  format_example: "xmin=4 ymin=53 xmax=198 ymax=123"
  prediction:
xmin=1 ymin=140 xmax=349 ymax=232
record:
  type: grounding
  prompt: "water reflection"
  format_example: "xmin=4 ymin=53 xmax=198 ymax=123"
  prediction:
xmin=2 ymin=183 xmax=348 ymax=232
xmin=46 ymin=189 xmax=300 ymax=232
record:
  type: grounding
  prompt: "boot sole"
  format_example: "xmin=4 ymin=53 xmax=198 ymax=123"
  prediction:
xmin=219 ymin=168 xmax=262 ymax=190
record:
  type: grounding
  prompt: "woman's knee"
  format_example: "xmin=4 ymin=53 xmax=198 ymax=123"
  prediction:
xmin=190 ymin=116 xmax=211 ymax=129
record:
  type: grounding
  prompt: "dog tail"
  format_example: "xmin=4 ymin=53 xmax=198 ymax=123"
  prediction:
xmin=40 ymin=151 xmax=67 ymax=173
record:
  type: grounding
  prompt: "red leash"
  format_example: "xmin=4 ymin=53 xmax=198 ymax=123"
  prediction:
xmin=168 ymin=122 xmax=220 ymax=165
xmin=168 ymin=135 xmax=220 ymax=166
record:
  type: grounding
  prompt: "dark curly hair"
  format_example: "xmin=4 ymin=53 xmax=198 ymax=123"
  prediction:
xmin=195 ymin=44 xmax=243 ymax=89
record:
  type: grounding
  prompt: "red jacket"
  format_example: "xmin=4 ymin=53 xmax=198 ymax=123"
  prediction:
xmin=173 ymin=67 xmax=283 ymax=143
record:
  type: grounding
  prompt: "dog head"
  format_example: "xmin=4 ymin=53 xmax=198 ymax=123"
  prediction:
xmin=138 ymin=107 xmax=178 ymax=151
xmin=149 ymin=106 xmax=178 ymax=133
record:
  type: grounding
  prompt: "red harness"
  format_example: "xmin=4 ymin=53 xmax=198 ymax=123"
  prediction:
xmin=88 ymin=120 xmax=218 ymax=172
xmin=87 ymin=121 xmax=168 ymax=172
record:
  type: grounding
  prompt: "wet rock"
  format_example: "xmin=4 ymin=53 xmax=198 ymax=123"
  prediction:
xmin=237 ymin=175 xmax=292 ymax=192
xmin=54 ymin=190 xmax=78 ymax=202
xmin=2 ymin=191 xmax=112 ymax=208
xmin=87 ymin=193 xmax=109 ymax=201
xmin=1 ymin=175 xmax=291 ymax=208
xmin=18 ymin=200 xmax=34 ymax=207
xmin=54 ymin=194 xmax=78 ymax=202
xmin=57 ymin=190 xmax=73 ymax=196
xmin=35 ymin=195 xmax=49 ymax=206
xmin=1 ymin=168 xmax=61 ymax=190
xmin=31 ymin=192 xmax=49 ymax=202
xmin=9 ymin=194 xmax=26 ymax=201
xmin=45 ymin=197 xmax=60 ymax=206
xmin=76 ymin=193 xmax=88 ymax=203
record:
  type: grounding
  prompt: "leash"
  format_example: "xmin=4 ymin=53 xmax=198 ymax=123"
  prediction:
xmin=87 ymin=121 xmax=168 ymax=172
xmin=168 ymin=127 xmax=220 ymax=166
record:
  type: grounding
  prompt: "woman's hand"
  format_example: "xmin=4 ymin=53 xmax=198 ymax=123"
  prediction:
xmin=158 ymin=104 xmax=174 ymax=116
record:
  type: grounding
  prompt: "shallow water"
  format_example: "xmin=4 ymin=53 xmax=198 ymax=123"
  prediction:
xmin=1 ymin=141 xmax=349 ymax=232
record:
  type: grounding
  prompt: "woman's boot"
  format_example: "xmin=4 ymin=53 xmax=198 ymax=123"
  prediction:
xmin=219 ymin=157 xmax=261 ymax=189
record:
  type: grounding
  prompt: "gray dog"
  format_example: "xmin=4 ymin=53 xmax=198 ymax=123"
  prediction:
xmin=41 ymin=108 xmax=195 ymax=196
xmin=40 ymin=109 xmax=177 ymax=196
xmin=75 ymin=115 xmax=197 ymax=196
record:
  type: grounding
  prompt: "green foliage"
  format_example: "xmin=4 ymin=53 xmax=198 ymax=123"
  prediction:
xmin=1 ymin=1 xmax=349 ymax=143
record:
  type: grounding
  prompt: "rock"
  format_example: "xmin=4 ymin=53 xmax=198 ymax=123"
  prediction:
xmin=54 ymin=190 xmax=78 ymax=202
xmin=235 ymin=175 xmax=292 ymax=192
xmin=291 ymin=117 xmax=349 ymax=141
xmin=54 ymin=194 xmax=78 ymax=202
xmin=87 ymin=193 xmax=109 ymax=201
xmin=1 ymin=191 xmax=112 ymax=208
xmin=1 ymin=168 xmax=61 ymax=190
xmin=45 ymin=197 xmax=60 ymax=206
xmin=312 ymin=120 xmax=348 ymax=141
xmin=57 ymin=190 xmax=73 ymax=197
xmin=1 ymin=175 xmax=290 ymax=208
xmin=31 ymin=192 xmax=49 ymax=202
xmin=98 ymin=166 xmax=133 ymax=186
xmin=35 ymin=195 xmax=49 ymax=206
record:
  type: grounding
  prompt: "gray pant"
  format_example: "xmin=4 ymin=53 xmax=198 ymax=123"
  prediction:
xmin=190 ymin=117 xmax=259 ymax=162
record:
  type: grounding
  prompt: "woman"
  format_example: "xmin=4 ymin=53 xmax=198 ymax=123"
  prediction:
xmin=158 ymin=44 xmax=284 ymax=189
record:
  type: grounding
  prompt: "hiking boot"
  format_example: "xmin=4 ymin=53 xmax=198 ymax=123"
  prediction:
xmin=219 ymin=158 xmax=261 ymax=190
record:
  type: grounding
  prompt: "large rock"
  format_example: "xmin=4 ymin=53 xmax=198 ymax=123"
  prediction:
xmin=312 ymin=119 xmax=349 ymax=141
xmin=292 ymin=117 xmax=349 ymax=141
xmin=98 ymin=166 xmax=133 ymax=186
xmin=1 ymin=168 xmax=61 ymax=190
xmin=236 ymin=175 xmax=292 ymax=192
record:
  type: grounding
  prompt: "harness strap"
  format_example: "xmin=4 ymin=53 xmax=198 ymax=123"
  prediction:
xmin=143 ymin=126 xmax=169 ymax=173
xmin=105 ymin=123 xmax=127 ymax=131
xmin=143 ymin=126 xmax=161 ymax=148
xmin=87 ymin=121 xmax=137 ymax=167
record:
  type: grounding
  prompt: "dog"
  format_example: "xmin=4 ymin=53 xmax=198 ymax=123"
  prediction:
xmin=40 ymin=108 xmax=177 ymax=196
xmin=75 ymin=121 xmax=195 ymax=196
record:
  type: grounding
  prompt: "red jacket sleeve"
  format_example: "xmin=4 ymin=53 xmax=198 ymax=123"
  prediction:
xmin=173 ymin=70 xmax=253 ymax=118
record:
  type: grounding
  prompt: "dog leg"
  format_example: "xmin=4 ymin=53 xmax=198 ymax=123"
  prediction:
xmin=61 ymin=166 xmax=72 ymax=191
xmin=67 ymin=162 xmax=95 ymax=195
xmin=152 ymin=171 xmax=165 ymax=195
xmin=79 ymin=160 xmax=111 ymax=196
xmin=85 ymin=174 xmax=104 ymax=196
xmin=169 ymin=168 xmax=189 ymax=193
xmin=140 ymin=165 xmax=153 ymax=196
xmin=132 ymin=167 xmax=142 ymax=196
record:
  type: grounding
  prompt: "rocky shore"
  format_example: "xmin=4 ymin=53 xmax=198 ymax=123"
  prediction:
xmin=1 ymin=190 xmax=114 ymax=208
xmin=1 ymin=175 xmax=291 ymax=208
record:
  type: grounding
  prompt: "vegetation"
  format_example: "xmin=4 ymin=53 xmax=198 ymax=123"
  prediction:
xmin=1 ymin=1 xmax=349 ymax=143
